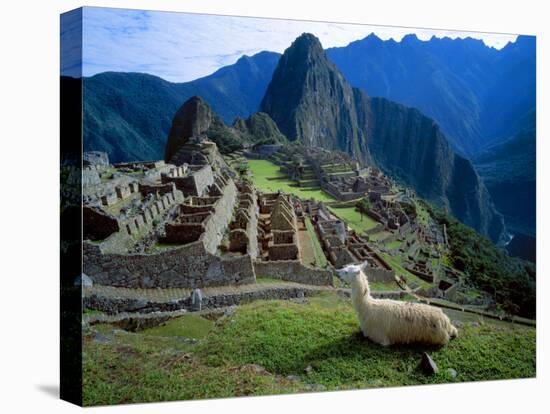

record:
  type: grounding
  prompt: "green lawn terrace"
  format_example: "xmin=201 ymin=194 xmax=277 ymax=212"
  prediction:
xmin=223 ymin=150 xmax=248 ymax=170
xmin=242 ymin=157 xmax=447 ymax=295
xmin=82 ymin=290 xmax=536 ymax=406
xmin=328 ymin=205 xmax=380 ymax=234
xmin=246 ymin=159 xmax=336 ymax=202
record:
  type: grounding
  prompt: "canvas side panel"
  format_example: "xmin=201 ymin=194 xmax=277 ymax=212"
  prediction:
xmin=60 ymin=7 xmax=83 ymax=407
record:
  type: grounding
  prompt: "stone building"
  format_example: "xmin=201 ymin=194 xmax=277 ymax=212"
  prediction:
xmin=82 ymin=139 xmax=258 ymax=288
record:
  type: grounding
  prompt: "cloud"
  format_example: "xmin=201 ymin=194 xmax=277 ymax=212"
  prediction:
xmin=73 ymin=7 xmax=518 ymax=82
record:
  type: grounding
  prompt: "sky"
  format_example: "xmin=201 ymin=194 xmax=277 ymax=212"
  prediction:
xmin=61 ymin=6 xmax=519 ymax=82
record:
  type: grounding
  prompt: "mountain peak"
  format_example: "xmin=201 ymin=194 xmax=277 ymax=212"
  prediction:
xmin=293 ymin=32 xmax=323 ymax=47
xmin=164 ymin=96 xmax=215 ymax=162
xmin=402 ymin=33 xmax=419 ymax=43
xmin=260 ymin=32 xmax=367 ymax=157
xmin=285 ymin=32 xmax=325 ymax=59
xmin=365 ymin=32 xmax=382 ymax=41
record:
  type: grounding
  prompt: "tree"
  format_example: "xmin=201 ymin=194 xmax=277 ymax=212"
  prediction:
xmin=237 ymin=162 xmax=249 ymax=179
xmin=355 ymin=198 xmax=371 ymax=222
xmin=287 ymin=159 xmax=303 ymax=181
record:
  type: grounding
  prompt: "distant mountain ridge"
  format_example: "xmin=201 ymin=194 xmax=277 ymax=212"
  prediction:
xmin=82 ymin=34 xmax=535 ymax=162
xmin=326 ymin=33 xmax=535 ymax=157
xmin=82 ymin=51 xmax=279 ymax=162
xmin=260 ymin=33 xmax=505 ymax=242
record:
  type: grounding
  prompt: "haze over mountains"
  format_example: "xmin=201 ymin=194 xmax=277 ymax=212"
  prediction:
xmin=78 ymin=31 xmax=535 ymax=240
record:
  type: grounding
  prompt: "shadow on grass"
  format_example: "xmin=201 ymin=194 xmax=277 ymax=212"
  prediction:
xmin=302 ymin=331 xmax=444 ymax=370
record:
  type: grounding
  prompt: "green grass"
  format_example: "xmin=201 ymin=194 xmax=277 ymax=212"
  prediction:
xmin=369 ymin=231 xmax=392 ymax=242
xmin=201 ymin=297 xmax=535 ymax=388
xmin=378 ymin=252 xmax=432 ymax=290
xmin=83 ymin=309 xmax=105 ymax=316
xmin=140 ymin=315 xmax=214 ymax=339
xmin=304 ymin=217 xmax=328 ymax=268
xmin=328 ymin=206 xmax=380 ymax=234
xmin=336 ymin=279 xmax=398 ymax=291
xmin=247 ymin=160 xmax=336 ymax=202
xmin=414 ymin=199 xmax=431 ymax=226
xmin=83 ymin=292 xmax=535 ymax=405
xmin=386 ymin=240 xmax=402 ymax=250
xmin=147 ymin=242 xmax=182 ymax=253
xmin=83 ymin=332 xmax=300 ymax=405
xmin=369 ymin=281 xmax=400 ymax=291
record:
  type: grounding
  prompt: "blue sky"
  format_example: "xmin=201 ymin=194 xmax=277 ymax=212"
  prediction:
xmin=62 ymin=7 xmax=518 ymax=82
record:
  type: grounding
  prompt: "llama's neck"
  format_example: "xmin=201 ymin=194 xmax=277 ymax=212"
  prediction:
xmin=351 ymin=270 xmax=371 ymax=301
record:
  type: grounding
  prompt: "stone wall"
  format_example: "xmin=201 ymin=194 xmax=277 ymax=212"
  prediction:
xmin=139 ymin=182 xmax=177 ymax=197
xmin=201 ymin=179 xmax=237 ymax=253
xmin=122 ymin=191 xmax=182 ymax=237
xmin=161 ymin=165 xmax=214 ymax=196
xmin=192 ymin=165 xmax=215 ymax=196
xmin=364 ymin=266 xmax=396 ymax=283
xmin=85 ymin=284 xmax=326 ymax=315
xmin=268 ymin=243 xmax=299 ymax=261
xmin=228 ymin=188 xmax=259 ymax=258
xmin=82 ymin=168 xmax=101 ymax=186
xmin=83 ymin=241 xmax=255 ymax=288
xmin=161 ymin=177 xmax=237 ymax=254
xmin=83 ymin=206 xmax=120 ymax=240
xmin=253 ymin=260 xmax=333 ymax=286
xmin=321 ymin=181 xmax=363 ymax=201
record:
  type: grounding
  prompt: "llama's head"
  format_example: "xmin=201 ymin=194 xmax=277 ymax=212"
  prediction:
xmin=428 ymin=313 xmax=459 ymax=344
xmin=337 ymin=262 xmax=367 ymax=283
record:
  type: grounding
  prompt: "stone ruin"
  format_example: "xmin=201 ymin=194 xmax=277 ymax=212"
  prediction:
xmin=81 ymin=98 xmax=336 ymax=291
xmin=257 ymin=193 xmax=299 ymax=261
xmin=81 ymin=140 xmax=258 ymax=289
xmin=254 ymin=192 xmax=333 ymax=285
xmin=303 ymin=200 xmax=395 ymax=283
xmin=264 ymin=145 xmax=402 ymax=205
xmin=226 ymin=181 xmax=259 ymax=257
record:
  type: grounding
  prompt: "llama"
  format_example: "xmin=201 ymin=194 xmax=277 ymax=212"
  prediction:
xmin=337 ymin=263 xmax=458 ymax=346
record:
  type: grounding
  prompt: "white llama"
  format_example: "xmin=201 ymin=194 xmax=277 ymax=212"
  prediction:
xmin=337 ymin=263 xmax=458 ymax=346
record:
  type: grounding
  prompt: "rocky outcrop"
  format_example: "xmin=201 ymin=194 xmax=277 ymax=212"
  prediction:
xmin=233 ymin=112 xmax=287 ymax=145
xmin=83 ymin=151 xmax=109 ymax=166
xmin=164 ymin=96 xmax=214 ymax=162
xmin=260 ymin=33 xmax=505 ymax=242
xmin=167 ymin=97 xmax=287 ymax=159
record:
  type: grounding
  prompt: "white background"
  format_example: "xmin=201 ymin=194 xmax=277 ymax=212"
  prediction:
xmin=0 ymin=0 xmax=547 ymax=412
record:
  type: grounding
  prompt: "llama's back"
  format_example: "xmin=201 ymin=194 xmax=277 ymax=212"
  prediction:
xmin=361 ymin=299 xmax=453 ymax=345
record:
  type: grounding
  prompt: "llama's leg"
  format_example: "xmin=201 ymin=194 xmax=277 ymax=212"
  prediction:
xmin=368 ymin=331 xmax=391 ymax=346
xmin=378 ymin=337 xmax=391 ymax=346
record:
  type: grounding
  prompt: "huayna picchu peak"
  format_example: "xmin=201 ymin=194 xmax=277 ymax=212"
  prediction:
xmin=260 ymin=33 xmax=505 ymax=242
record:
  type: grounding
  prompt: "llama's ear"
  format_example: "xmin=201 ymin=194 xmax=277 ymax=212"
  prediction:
xmin=360 ymin=261 xmax=369 ymax=271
